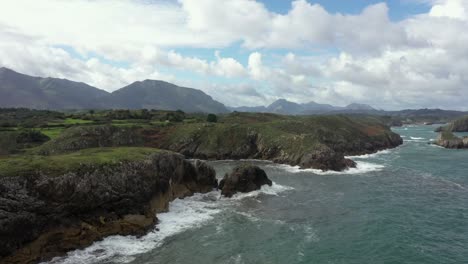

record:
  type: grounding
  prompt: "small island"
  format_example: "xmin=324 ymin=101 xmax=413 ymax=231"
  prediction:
xmin=433 ymin=115 xmax=468 ymax=149
xmin=434 ymin=131 xmax=468 ymax=149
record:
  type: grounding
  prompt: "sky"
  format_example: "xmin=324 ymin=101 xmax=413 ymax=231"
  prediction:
xmin=0 ymin=0 xmax=468 ymax=110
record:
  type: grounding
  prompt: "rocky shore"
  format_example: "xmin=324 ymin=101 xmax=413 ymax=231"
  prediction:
xmin=434 ymin=131 xmax=468 ymax=149
xmin=219 ymin=165 xmax=272 ymax=197
xmin=33 ymin=114 xmax=403 ymax=173
xmin=435 ymin=115 xmax=468 ymax=132
xmin=0 ymin=149 xmax=217 ymax=264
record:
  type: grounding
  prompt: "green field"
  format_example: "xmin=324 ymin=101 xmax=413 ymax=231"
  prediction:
xmin=0 ymin=147 xmax=164 ymax=177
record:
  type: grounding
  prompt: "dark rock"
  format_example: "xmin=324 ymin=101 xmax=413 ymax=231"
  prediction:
xmin=299 ymin=145 xmax=356 ymax=171
xmin=434 ymin=131 xmax=468 ymax=149
xmin=219 ymin=165 xmax=272 ymax=197
xmin=0 ymin=152 xmax=217 ymax=264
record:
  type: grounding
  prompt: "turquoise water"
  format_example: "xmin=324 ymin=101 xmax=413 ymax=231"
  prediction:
xmin=48 ymin=125 xmax=468 ymax=264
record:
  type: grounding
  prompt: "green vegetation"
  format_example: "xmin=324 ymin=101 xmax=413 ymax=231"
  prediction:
xmin=437 ymin=115 xmax=468 ymax=132
xmin=0 ymin=147 xmax=163 ymax=178
xmin=145 ymin=112 xmax=401 ymax=161
xmin=0 ymin=108 xmax=401 ymax=172
xmin=440 ymin=131 xmax=459 ymax=140
xmin=206 ymin=113 xmax=218 ymax=123
xmin=49 ymin=118 xmax=94 ymax=125
xmin=38 ymin=127 xmax=65 ymax=139
xmin=0 ymin=130 xmax=50 ymax=155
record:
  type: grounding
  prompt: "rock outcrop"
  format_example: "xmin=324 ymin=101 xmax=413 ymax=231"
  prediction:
xmin=219 ymin=165 xmax=272 ymax=197
xmin=298 ymin=144 xmax=356 ymax=171
xmin=0 ymin=151 xmax=217 ymax=264
xmin=38 ymin=114 xmax=403 ymax=172
xmin=38 ymin=125 xmax=142 ymax=155
xmin=0 ymin=130 xmax=50 ymax=155
xmin=434 ymin=131 xmax=468 ymax=149
xmin=435 ymin=116 xmax=468 ymax=132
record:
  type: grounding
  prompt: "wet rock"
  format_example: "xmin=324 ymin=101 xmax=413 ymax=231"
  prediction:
xmin=299 ymin=144 xmax=356 ymax=171
xmin=219 ymin=165 xmax=272 ymax=197
xmin=0 ymin=152 xmax=217 ymax=264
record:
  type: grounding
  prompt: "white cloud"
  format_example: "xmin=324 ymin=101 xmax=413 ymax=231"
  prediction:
xmin=429 ymin=0 xmax=467 ymax=19
xmin=0 ymin=0 xmax=468 ymax=109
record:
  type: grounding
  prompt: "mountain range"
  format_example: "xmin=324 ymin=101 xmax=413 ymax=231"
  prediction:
xmin=229 ymin=99 xmax=376 ymax=115
xmin=2 ymin=67 xmax=461 ymax=119
xmin=0 ymin=67 xmax=228 ymax=113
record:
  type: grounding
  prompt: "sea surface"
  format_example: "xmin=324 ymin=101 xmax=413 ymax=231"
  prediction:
xmin=46 ymin=125 xmax=468 ymax=264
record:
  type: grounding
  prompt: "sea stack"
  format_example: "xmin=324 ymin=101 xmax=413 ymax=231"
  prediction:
xmin=219 ymin=165 xmax=272 ymax=197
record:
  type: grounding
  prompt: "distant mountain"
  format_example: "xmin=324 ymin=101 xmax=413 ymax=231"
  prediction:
xmin=345 ymin=103 xmax=375 ymax=111
xmin=108 ymin=80 xmax=228 ymax=113
xmin=231 ymin=99 xmax=376 ymax=115
xmin=0 ymin=67 xmax=107 ymax=109
xmin=266 ymin=99 xmax=303 ymax=114
xmin=0 ymin=67 xmax=228 ymax=113
xmin=229 ymin=106 xmax=268 ymax=113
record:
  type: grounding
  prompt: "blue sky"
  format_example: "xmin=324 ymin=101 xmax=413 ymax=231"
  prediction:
xmin=1 ymin=0 xmax=468 ymax=110
xmin=259 ymin=0 xmax=430 ymax=19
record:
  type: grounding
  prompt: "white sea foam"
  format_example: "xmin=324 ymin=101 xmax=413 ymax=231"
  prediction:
xmin=44 ymin=183 xmax=292 ymax=264
xmin=272 ymin=160 xmax=384 ymax=175
xmin=410 ymin=136 xmax=425 ymax=140
xmin=227 ymin=183 xmax=294 ymax=200
xmin=345 ymin=149 xmax=392 ymax=159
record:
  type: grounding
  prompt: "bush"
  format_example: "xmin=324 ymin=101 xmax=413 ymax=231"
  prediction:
xmin=207 ymin=114 xmax=217 ymax=123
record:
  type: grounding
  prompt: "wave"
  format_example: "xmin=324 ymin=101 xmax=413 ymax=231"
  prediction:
xmin=345 ymin=149 xmax=392 ymax=159
xmin=271 ymin=160 xmax=384 ymax=175
xmin=44 ymin=182 xmax=293 ymax=264
xmin=410 ymin=137 xmax=425 ymax=140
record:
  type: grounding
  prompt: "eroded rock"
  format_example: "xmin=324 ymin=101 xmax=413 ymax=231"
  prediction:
xmin=0 ymin=152 xmax=217 ymax=264
xmin=219 ymin=165 xmax=272 ymax=197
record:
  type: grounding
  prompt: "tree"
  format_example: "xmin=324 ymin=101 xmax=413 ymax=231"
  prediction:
xmin=207 ymin=113 xmax=217 ymax=123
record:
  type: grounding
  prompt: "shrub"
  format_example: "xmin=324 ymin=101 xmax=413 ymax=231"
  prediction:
xmin=207 ymin=114 xmax=217 ymax=123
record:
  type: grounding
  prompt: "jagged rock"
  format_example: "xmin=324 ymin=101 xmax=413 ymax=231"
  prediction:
xmin=219 ymin=165 xmax=272 ymax=197
xmin=434 ymin=131 xmax=468 ymax=149
xmin=440 ymin=116 xmax=468 ymax=132
xmin=0 ymin=152 xmax=217 ymax=264
xmin=298 ymin=144 xmax=356 ymax=171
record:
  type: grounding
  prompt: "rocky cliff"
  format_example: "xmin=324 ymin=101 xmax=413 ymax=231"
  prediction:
xmin=219 ymin=165 xmax=272 ymax=197
xmin=35 ymin=114 xmax=403 ymax=172
xmin=144 ymin=114 xmax=402 ymax=171
xmin=0 ymin=148 xmax=217 ymax=264
xmin=435 ymin=116 xmax=468 ymax=132
xmin=434 ymin=131 xmax=468 ymax=149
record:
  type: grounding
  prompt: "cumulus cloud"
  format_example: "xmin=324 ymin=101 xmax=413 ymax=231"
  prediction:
xmin=0 ymin=0 xmax=467 ymax=109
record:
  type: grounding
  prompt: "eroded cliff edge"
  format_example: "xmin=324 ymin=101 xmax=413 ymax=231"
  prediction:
xmin=0 ymin=148 xmax=217 ymax=264
xmin=38 ymin=113 xmax=403 ymax=172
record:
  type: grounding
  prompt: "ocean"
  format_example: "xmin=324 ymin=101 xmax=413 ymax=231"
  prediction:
xmin=46 ymin=125 xmax=468 ymax=264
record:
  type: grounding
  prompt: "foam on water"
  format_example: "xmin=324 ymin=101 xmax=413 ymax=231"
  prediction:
xmin=271 ymin=160 xmax=384 ymax=175
xmin=346 ymin=149 xmax=392 ymax=159
xmin=410 ymin=136 xmax=425 ymax=140
xmin=44 ymin=183 xmax=293 ymax=264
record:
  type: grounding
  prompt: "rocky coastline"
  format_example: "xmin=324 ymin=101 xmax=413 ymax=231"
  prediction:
xmin=434 ymin=131 xmax=468 ymax=149
xmin=33 ymin=115 xmax=403 ymax=173
xmin=0 ymin=150 xmax=217 ymax=264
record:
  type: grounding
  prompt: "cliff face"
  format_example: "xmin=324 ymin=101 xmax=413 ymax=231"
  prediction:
xmin=144 ymin=114 xmax=403 ymax=171
xmin=436 ymin=116 xmax=468 ymax=132
xmin=0 ymin=150 xmax=217 ymax=264
xmin=38 ymin=125 xmax=143 ymax=155
xmin=35 ymin=114 xmax=403 ymax=172
xmin=435 ymin=131 xmax=468 ymax=149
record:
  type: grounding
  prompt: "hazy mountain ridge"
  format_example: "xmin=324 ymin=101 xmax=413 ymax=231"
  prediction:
xmin=0 ymin=68 xmax=229 ymax=113
xmin=230 ymin=99 xmax=376 ymax=115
